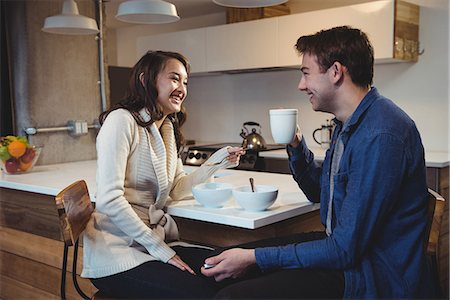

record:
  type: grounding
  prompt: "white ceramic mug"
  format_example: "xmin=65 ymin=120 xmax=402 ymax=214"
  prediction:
xmin=269 ymin=109 xmax=298 ymax=144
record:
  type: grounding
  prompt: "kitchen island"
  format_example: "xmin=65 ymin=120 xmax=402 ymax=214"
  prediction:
xmin=0 ymin=159 xmax=320 ymax=228
xmin=0 ymin=160 xmax=322 ymax=299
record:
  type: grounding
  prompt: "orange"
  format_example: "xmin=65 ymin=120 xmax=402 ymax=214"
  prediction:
xmin=8 ymin=140 xmax=27 ymax=158
xmin=19 ymin=160 xmax=33 ymax=171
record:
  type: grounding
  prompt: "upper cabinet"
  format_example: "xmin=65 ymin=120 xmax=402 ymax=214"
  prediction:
xmin=136 ymin=0 xmax=419 ymax=74
xmin=206 ymin=17 xmax=278 ymax=72
xmin=137 ymin=28 xmax=207 ymax=73
xmin=278 ymin=0 xmax=420 ymax=67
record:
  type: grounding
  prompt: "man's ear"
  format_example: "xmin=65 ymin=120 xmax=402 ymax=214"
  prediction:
xmin=139 ymin=72 xmax=145 ymax=86
xmin=329 ymin=62 xmax=346 ymax=84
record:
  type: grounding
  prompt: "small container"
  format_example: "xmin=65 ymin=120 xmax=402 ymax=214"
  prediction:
xmin=1 ymin=146 xmax=42 ymax=175
xmin=192 ymin=182 xmax=233 ymax=208
xmin=233 ymin=185 xmax=278 ymax=211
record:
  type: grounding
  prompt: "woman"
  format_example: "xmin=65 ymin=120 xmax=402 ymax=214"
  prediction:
xmin=81 ymin=50 xmax=243 ymax=299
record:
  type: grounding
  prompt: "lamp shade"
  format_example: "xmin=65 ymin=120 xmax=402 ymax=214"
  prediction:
xmin=212 ymin=0 xmax=288 ymax=8
xmin=116 ymin=0 xmax=180 ymax=24
xmin=42 ymin=0 xmax=99 ymax=35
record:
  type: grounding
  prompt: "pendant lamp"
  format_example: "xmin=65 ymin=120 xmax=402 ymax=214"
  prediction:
xmin=42 ymin=0 xmax=99 ymax=35
xmin=212 ymin=0 xmax=288 ymax=8
xmin=116 ymin=0 xmax=180 ymax=24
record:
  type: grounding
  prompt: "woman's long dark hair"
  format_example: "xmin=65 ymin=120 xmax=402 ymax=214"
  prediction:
xmin=99 ymin=50 xmax=190 ymax=152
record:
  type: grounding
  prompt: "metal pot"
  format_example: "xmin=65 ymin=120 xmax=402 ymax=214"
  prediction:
xmin=239 ymin=121 xmax=266 ymax=151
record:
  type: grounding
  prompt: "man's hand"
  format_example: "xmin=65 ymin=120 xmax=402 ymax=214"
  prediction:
xmin=200 ymin=248 xmax=256 ymax=282
xmin=289 ymin=125 xmax=303 ymax=148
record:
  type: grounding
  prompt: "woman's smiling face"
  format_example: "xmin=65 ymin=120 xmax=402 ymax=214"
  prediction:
xmin=156 ymin=58 xmax=188 ymax=116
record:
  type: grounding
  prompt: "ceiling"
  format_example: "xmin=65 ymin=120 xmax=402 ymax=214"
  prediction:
xmin=105 ymin=0 xmax=226 ymax=29
xmin=104 ymin=0 xmax=441 ymax=29
xmin=104 ymin=0 xmax=378 ymax=29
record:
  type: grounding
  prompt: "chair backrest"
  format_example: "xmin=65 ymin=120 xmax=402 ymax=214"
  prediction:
xmin=425 ymin=188 xmax=446 ymax=297
xmin=55 ymin=180 xmax=94 ymax=246
xmin=426 ymin=188 xmax=445 ymax=256
xmin=55 ymin=180 xmax=94 ymax=300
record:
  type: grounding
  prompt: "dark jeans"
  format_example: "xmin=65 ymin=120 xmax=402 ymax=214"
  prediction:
xmin=91 ymin=246 xmax=221 ymax=299
xmin=213 ymin=231 xmax=345 ymax=299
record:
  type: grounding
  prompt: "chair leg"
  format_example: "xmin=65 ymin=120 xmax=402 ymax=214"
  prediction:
xmin=61 ymin=244 xmax=69 ymax=300
xmin=72 ymin=239 xmax=91 ymax=300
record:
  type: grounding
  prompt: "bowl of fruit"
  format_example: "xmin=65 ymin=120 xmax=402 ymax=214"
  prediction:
xmin=0 ymin=136 xmax=42 ymax=174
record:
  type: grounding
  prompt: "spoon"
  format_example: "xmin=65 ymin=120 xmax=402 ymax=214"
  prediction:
xmin=249 ymin=177 xmax=255 ymax=192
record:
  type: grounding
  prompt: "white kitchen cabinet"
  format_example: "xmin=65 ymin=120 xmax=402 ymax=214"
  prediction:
xmin=134 ymin=0 xmax=418 ymax=74
xmin=278 ymin=0 xmax=396 ymax=67
xmin=205 ymin=17 xmax=278 ymax=72
xmin=137 ymin=28 xmax=207 ymax=73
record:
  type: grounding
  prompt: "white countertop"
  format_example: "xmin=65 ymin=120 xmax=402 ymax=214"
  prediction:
xmin=260 ymin=147 xmax=450 ymax=168
xmin=0 ymin=160 xmax=318 ymax=229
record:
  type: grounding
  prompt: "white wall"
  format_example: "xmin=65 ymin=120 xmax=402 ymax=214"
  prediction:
xmin=114 ymin=1 xmax=449 ymax=152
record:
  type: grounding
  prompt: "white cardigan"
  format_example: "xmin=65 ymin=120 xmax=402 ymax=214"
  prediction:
xmin=82 ymin=108 xmax=232 ymax=278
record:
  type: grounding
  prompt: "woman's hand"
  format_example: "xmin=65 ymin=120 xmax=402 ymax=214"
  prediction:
xmin=168 ymin=255 xmax=196 ymax=275
xmin=201 ymin=248 xmax=256 ymax=282
xmin=203 ymin=146 xmax=245 ymax=169
xmin=226 ymin=146 xmax=246 ymax=166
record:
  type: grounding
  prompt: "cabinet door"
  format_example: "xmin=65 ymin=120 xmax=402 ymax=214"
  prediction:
xmin=137 ymin=28 xmax=207 ymax=73
xmin=206 ymin=18 xmax=278 ymax=72
xmin=278 ymin=0 xmax=394 ymax=67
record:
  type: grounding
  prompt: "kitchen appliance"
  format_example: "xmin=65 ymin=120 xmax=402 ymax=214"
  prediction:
xmin=184 ymin=142 xmax=285 ymax=171
xmin=313 ymin=120 xmax=334 ymax=149
xmin=239 ymin=121 xmax=266 ymax=151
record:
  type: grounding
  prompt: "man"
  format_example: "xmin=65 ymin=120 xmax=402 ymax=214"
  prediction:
xmin=201 ymin=26 xmax=435 ymax=299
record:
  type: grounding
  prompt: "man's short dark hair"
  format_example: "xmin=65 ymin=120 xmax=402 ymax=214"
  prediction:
xmin=296 ymin=26 xmax=374 ymax=88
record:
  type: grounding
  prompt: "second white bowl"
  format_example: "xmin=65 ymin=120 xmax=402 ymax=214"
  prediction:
xmin=233 ymin=185 xmax=278 ymax=211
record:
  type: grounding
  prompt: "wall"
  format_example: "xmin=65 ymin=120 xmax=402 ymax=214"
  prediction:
xmin=6 ymin=0 xmax=102 ymax=165
xmin=181 ymin=2 xmax=449 ymax=152
xmin=112 ymin=1 xmax=449 ymax=153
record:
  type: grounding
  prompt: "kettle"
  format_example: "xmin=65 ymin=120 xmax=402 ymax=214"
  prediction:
xmin=240 ymin=121 xmax=266 ymax=151
xmin=313 ymin=119 xmax=334 ymax=149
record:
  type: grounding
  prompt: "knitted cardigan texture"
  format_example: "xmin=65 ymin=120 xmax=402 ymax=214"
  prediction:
xmin=82 ymin=109 xmax=228 ymax=278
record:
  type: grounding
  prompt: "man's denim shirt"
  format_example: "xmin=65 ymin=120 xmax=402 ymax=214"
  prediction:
xmin=255 ymin=87 xmax=433 ymax=298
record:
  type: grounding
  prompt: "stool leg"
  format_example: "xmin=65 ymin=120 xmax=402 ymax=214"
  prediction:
xmin=61 ymin=244 xmax=69 ymax=300
xmin=72 ymin=239 xmax=91 ymax=299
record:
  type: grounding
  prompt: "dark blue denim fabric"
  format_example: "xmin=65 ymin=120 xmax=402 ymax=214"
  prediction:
xmin=255 ymin=87 xmax=434 ymax=298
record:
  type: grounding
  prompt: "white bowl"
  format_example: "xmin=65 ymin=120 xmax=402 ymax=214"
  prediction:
xmin=192 ymin=182 xmax=233 ymax=208
xmin=233 ymin=185 xmax=278 ymax=211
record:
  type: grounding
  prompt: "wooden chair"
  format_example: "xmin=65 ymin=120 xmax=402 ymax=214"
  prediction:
xmin=426 ymin=188 xmax=446 ymax=296
xmin=55 ymin=180 xmax=94 ymax=300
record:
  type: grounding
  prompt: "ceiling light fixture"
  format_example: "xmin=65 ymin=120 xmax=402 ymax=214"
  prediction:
xmin=212 ymin=0 xmax=288 ymax=8
xmin=116 ymin=0 xmax=180 ymax=24
xmin=42 ymin=0 xmax=99 ymax=35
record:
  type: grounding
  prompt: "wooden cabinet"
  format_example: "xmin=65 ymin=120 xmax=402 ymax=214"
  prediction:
xmin=0 ymin=188 xmax=97 ymax=299
xmin=136 ymin=28 xmax=207 ymax=73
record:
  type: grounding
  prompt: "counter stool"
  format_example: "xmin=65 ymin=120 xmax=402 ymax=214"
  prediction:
xmin=55 ymin=180 xmax=94 ymax=300
xmin=426 ymin=188 xmax=446 ymax=297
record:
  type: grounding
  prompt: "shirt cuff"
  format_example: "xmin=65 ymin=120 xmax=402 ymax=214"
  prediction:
xmin=255 ymin=245 xmax=302 ymax=271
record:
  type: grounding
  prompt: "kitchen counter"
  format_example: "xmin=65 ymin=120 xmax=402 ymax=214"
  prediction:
xmin=260 ymin=147 xmax=450 ymax=168
xmin=0 ymin=160 xmax=319 ymax=230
